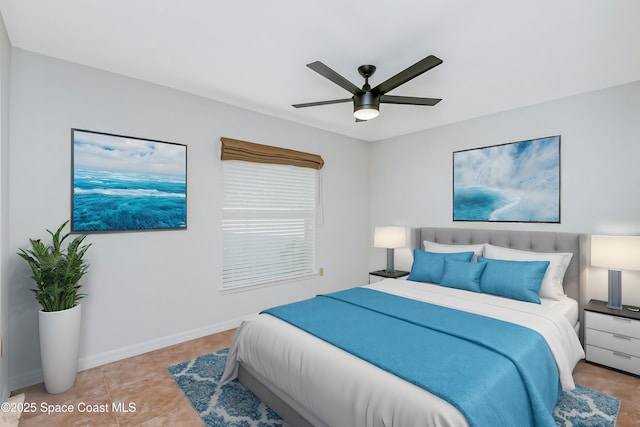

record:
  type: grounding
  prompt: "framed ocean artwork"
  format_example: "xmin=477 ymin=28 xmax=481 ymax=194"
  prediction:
xmin=453 ymin=135 xmax=560 ymax=223
xmin=71 ymin=129 xmax=187 ymax=232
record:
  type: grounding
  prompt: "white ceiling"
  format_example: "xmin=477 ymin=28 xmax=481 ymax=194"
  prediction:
xmin=1 ymin=0 xmax=639 ymax=142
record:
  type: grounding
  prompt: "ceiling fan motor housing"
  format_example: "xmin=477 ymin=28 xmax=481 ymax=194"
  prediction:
xmin=354 ymin=91 xmax=380 ymax=112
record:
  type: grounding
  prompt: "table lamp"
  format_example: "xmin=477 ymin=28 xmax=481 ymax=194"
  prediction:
xmin=590 ymin=235 xmax=640 ymax=310
xmin=374 ymin=227 xmax=407 ymax=273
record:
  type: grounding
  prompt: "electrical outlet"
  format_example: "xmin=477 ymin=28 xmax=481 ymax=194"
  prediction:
xmin=319 ymin=267 xmax=324 ymax=276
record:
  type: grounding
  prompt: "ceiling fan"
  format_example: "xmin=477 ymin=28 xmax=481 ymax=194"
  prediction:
xmin=292 ymin=55 xmax=443 ymax=122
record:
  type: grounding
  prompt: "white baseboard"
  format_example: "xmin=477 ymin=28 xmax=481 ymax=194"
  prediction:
xmin=8 ymin=369 xmax=41 ymax=394
xmin=9 ymin=315 xmax=250 ymax=391
xmin=77 ymin=315 xmax=247 ymax=371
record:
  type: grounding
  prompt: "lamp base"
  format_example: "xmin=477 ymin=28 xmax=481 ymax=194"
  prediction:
xmin=607 ymin=269 xmax=623 ymax=310
xmin=385 ymin=248 xmax=395 ymax=274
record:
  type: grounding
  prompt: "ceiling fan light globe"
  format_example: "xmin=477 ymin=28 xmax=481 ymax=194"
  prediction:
xmin=353 ymin=108 xmax=379 ymax=121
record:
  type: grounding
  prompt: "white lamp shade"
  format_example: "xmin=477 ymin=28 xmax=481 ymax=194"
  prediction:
xmin=591 ymin=235 xmax=640 ymax=271
xmin=374 ymin=227 xmax=406 ymax=249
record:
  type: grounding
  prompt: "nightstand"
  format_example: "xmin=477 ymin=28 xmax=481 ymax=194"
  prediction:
xmin=584 ymin=299 xmax=640 ymax=375
xmin=369 ymin=269 xmax=409 ymax=284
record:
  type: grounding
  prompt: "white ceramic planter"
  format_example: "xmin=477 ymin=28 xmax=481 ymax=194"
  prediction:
xmin=38 ymin=304 xmax=81 ymax=394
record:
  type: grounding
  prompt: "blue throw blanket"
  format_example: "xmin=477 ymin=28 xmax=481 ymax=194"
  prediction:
xmin=263 ymin=287 xmax=561 ymax=427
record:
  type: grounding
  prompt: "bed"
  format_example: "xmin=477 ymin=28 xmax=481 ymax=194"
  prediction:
xmin=221 ymin=227 xmax=588 ymax=427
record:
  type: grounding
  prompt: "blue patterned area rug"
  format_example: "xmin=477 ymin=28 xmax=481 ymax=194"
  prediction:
xmin=168 ymin=348 xmax=620 ymax=427
xmin=553 ymin=383 xmax=620 ymax=427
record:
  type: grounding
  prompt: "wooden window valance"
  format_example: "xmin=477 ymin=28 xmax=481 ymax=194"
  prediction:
xmin=220 ymin=137 xmax=324 ymax=170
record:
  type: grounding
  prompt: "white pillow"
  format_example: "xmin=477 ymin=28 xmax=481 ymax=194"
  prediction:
xmin=483 ymin=244 xmax=573 ymax=300
xmin=423 ymin=240 xmax=485 ymax=262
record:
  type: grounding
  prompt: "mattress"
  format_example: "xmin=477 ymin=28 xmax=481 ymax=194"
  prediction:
xmin=222 ymin=279 xmax=585 ymax=427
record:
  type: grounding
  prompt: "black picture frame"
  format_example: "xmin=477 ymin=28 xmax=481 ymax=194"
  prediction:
xmin=453 ymin=135 xmax=560 ymax=223
xmin=71 ymin=129 xmax=187 ymax=232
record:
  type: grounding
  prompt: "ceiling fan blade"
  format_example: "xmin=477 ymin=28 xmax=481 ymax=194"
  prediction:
xmin=380 ymin=95 xmax=442 ymax=106
xmin=292 ymin=98 xmax=352 ymax=108
xmin=373 ymin=55 xmax=443 ymax=95
xmin=307 ymin=61 xmax=361 ymax=95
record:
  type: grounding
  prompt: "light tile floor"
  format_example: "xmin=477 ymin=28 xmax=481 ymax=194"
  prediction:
xmin=14 ymin=329 xmax=235 ymax=426
xmin=12 ymin=329 xmax=640 ymax=426
xmin=573 ymin=361 xmax=640 ymax=427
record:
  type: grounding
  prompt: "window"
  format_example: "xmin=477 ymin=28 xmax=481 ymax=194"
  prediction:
xmin=222 ymin=160 xmax=318 ymax=291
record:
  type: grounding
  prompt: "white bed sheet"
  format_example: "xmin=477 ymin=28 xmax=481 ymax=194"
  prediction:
xmin=541 ymin=294 xmax=579 ymax=327
xmin=222 ymin=279 xmax=585 ymax=427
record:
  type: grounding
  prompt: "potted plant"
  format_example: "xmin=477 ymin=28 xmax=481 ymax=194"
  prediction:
xmin=17 ymin=220 xmax=91 ymax=394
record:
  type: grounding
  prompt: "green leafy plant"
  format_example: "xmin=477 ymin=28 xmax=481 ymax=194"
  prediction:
xmin=17 ymin=220 xmax=91 ymax=312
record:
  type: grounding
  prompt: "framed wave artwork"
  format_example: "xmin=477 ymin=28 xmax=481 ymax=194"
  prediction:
xmin=453 ymin=135 xmax=560 ymax=223
xmin=71 ymin=129 xmax=187 ymax=232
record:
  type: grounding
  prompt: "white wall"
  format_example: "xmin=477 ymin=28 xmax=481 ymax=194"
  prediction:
xmin=0 ymin=12 xmax=11 ymax=402
xmin=371 ymin=81 xmax=640 ymax=307
xmin=7 ymin=48 xmax=371 ymax=390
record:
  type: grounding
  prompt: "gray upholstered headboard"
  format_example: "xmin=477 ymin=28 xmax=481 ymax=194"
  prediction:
xmin=414 ymin=227 xmax=589 ymax=341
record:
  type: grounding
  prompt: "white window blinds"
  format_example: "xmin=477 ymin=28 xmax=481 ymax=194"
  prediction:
xmin=222 ymin=160 xmax=317 ymax=290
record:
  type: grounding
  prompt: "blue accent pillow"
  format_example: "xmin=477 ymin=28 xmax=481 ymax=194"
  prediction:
xmin=408 ymin=249 xmax=474 ymax=284
xmin=440 ymin=258 xmax=486 ymax=292
xmin=477 ymin=256 xmax=550 ymax=304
